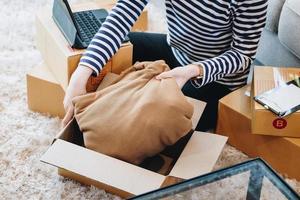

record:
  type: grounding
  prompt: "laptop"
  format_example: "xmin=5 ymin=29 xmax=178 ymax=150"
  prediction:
xmin=53 ymin=0 xmax=129 ymax=49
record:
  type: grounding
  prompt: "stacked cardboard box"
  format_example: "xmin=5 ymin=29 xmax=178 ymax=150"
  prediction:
xmin=216 ymin=70 xmax=300 ymax=180
xmin=252 ymin=67 xmax=300 ymax=137
xmin=27 ymin=63 xmax=65 ymax=118
xmin=27 ymin=1 xmax=148 ymax=118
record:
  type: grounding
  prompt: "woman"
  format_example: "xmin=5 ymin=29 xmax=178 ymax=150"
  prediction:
xmin=63 ymin=0 xmax=268 ymax=130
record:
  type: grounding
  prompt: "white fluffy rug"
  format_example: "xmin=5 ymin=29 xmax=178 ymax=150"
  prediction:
xmin=0 ymin=0 xmax=299 ymax=199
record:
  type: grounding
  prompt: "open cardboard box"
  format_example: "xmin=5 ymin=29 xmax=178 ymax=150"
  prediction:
xmin=35 ymin=0 xmax=148 ymax=91
xmin=252 ymin=66 xmax=300 ymax=137
xmin=40 ymin=76 xmax=228 ymax=197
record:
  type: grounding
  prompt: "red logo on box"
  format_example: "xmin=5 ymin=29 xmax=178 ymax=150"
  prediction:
xmin=273 ymin=118 xmax=287 ymax=129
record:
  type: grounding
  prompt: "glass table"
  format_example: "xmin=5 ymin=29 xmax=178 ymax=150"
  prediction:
xmin=131 ymin=158 xmax=299 ymax=200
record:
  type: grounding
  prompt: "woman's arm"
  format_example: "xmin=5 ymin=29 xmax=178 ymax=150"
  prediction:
xmin=79 ymin=0 xmax=149 ymax=76
xmin=63 ymin=0 xmax=149 ymax=127
xmin=191 ymin=0 xmax=268 ymax=88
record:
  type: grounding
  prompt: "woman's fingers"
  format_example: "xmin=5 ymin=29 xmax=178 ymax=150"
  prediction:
xmin=156 ymin=70 xmax=174 ymax=80
xmin=63 ymin=95 xmax=71 ymax=112
xmin=62 ymin=105 xmax=74 ymax=128
xmin=134 ymin=61 xmax=152 ymax=69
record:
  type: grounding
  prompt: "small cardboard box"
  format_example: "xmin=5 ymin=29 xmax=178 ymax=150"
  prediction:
xmin=27 ymin=62 xmax=65 ymax=118
xmin=217 ymin=85 xmax=300 ymax=180
xmin=35 ymin=1 xmax=146 ymax=90
xmin=252 ymin=66 xmax=300 ymax=137
xmin=41 ymin=97 xmax=227 ymax=198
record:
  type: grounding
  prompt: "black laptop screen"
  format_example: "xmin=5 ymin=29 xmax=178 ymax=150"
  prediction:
xmin=52 ymin=0 xmax=78 ymax=44
xmin=61 ymin=0 xmax=78 ymax=27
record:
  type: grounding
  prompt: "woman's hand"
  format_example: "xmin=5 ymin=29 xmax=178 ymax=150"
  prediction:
xmin=156 ymin=64 xmax=202 ymax=88
xmin=62 ymin=65 xmax=93 ymax=127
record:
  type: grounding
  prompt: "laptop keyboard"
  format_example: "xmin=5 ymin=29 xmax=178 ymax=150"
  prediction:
xmin=73 ymin=11 xmax=104 ymax=44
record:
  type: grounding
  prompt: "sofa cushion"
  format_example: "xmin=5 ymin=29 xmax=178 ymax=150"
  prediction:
xmin=255 ymin=29 xmax=300 ymax=67
xmin=265 ymin=0 xmax=286 ymax=33
xmin=278 ymin=0 xmax=300 ymax=59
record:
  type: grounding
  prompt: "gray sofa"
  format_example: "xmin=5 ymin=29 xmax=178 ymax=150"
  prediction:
xmin=254 ymin=0 xmax=300 ymax=66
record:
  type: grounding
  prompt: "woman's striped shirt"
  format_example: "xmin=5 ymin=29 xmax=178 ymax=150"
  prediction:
xmin=79 ymin=0 xmax=268 ymax=90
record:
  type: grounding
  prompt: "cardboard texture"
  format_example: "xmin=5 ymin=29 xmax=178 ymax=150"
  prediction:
xmin=41 ymin=98 xmax=227 ymax=198
xmin=132 ymin=10 xmax=148 ymax=32
xmin=35 ymin=1 xmax=147 ymax=90
xmin=252 ymin=66 xmax=300 ymax=137
xmin=27 ymin=63 xmax=65 ymax=118
xmin=216 ymin=85 xmax=300 ymax=180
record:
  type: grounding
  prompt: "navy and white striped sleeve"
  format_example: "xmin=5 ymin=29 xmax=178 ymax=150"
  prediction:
xmin=79 ymin=0 xmax=149 ymax=76
xmin=191 ymin=0 xmax=268 ymax=88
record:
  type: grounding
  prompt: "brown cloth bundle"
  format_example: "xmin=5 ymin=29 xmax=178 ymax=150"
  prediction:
xmin=73 ymin=60 xmax=194 ymax=165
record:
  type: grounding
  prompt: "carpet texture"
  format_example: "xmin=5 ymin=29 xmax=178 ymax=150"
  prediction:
xmin=0 ymin=0 xmax=299 ymax=199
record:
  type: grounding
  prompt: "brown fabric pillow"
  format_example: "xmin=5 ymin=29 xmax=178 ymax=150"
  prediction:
xmin=73 ymin=60 xmax=194 ymax=165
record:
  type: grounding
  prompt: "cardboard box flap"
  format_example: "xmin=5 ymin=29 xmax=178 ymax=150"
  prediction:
xmin=41 ymin=139 xmax=165 ymax=195
xmin=28 ymin=63 xmax=58 ymax=83
xmin=169 ymin=132 xmax=227 ymax=179
xmin=53 ymin=118 xmax=82 ymax=144
xmin=188 ymin=98 xmax=206 ymax=130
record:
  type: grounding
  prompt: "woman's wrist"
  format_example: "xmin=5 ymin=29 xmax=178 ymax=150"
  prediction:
xmin=69 ymin=65 xmax=93 ymax=91
xmin=186 ymin=64 xmax=203 ymax=79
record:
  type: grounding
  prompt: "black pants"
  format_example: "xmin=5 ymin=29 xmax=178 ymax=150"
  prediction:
xmin=128 ymin=32 xmax=231 ymax=131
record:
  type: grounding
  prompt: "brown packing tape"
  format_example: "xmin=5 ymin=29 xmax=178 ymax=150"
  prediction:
xmin=27 ymin=63 xmax=65 ymax=118
xmin=217 ymin=85 xmax=300 ymax=180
